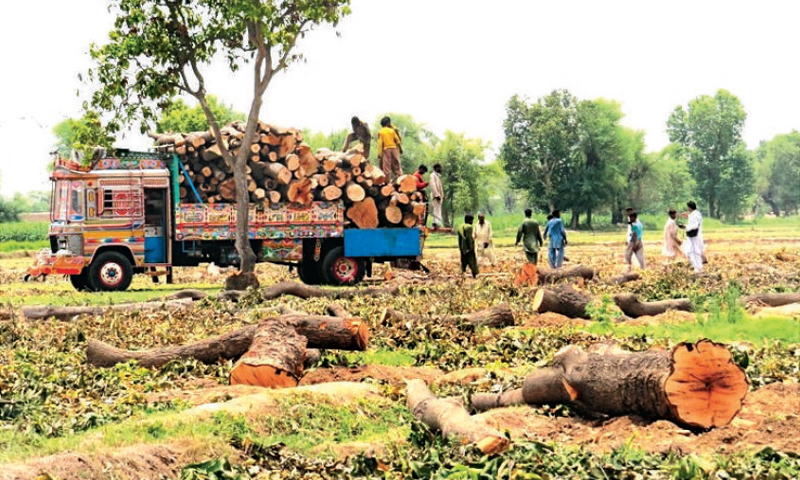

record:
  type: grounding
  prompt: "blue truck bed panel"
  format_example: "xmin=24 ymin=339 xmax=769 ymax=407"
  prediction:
xmin=344 ymin=228 xmax=421 ymax=258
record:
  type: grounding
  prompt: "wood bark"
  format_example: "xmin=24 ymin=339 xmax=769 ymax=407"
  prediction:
xmin=538 ymin=265 xmax=596 ymax=285
xmin=740 ymin=292 xmax=800 ymax=307
xmin=605 ymin=271 xmax=640 ymax=285
xmin=230 ymin=317 xmax=307 ymax=388
xmin=406 ymin=379 xmax=509 ymax=454
xmin=381 ymin=303 xmax=514 ymax=328
xmin=86 ymin=304 xmax=369 ymax=369
xmin=532 ymin=285 xmax=592 ymax=319
xmin=20 ymin=298 xmax=193 ymax=321
xmin=613 ymin=293 xmax=692 ymax=318
xmin=260 ymin=281 xmax=400 ymax=301
xmin=468 ymin=339 xmax=748 ymax=430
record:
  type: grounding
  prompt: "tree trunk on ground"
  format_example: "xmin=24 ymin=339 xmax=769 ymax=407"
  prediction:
xmin=19 ymin=298 xmax=194 ymax=321
xmin=381 ymin=303 xmax=514 ymax=328
xmin=260 ymin=281 xmax=400 ymax=301
xmin=538 ymin=265 xmax=596 ymax=284
xmin=605 ymin=271 xmax=640 ymax=285
xmin=86 ymin=306 xmax=368 ymax=368
xmin=467 ymin=339 xmax=748 ymax=430
xmin=406 ymin=379 xmax=509 ymax=454
xmin=740 ymin=292 xmax=800 ymax=307
xmin=230 ymin=318 xmax=307 ymax=388
xmin=532 ymin=285 xmax=592 ymax=319
xmin=613 ymin=293 xmax=692 ymax=318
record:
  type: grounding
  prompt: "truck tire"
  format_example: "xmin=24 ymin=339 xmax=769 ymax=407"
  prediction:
xmin=321 ymin=246 xmax=365 ymax=286
xmin=88 ymin=251 xmax=133 ymax=292
xmin=297 ymin=262 xmax=324 ymax=285
xmin=70 ymin=271 xmax=92 ymax=291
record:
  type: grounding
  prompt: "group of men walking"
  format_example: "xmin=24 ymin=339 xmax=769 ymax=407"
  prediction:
xmin=456 ymin=202 xmax=707 ymax=278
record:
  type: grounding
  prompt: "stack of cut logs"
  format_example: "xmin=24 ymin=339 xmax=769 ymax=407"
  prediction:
xmin=148 ymin=121 xmax=425 ymax=229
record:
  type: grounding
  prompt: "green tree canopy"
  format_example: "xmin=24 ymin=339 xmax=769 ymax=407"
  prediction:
xmin=88 ymin=0 xmax=351 ymax=278
xmin=667 ymin=89 xmax=752 ymax=219
xmin=500 ymin=90 xmax=582 ymax=214
xmin=429 ymin=131 xmax=488 ymax=226
xmin=755 ymin=131 xmax=800 ymax=216
xmin=52 ymin=111 xmax=114 ymax=161
xmin=157 ymin=95 xmax=245 ymax=133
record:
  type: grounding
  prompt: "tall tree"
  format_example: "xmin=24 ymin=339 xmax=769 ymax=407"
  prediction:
xmin=666 ymin=89 xmax=749 ymax=219
xmin=500 ymin=90 xmax=582 ymax=213
xmin=756 ymin=131 xmax=800 ymax=216
xmin=87 ymin=0 xmax=351 ymax=285
xmin=157 ymin=95 xmax=245 ymax=133
xmin=429 ymin=131 xmax=488 ymax=226
xmin=52 ymin=111 xmax=114 ymax=160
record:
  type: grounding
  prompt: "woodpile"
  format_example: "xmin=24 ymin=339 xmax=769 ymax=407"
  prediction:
xmin=149 ymin=121 xmax=425 ymax=228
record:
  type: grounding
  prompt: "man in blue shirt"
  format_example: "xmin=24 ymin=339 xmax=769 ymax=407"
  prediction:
xmin=625 ymin=211 xmax=646 ymax=271
xmin=544 ymin=210 xmax=567 ymax=268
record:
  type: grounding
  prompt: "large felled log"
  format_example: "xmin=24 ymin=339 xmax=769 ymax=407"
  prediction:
xmin=260 ymin=281 xmax=400 ymax=301
xmin=613 ymin=293 xmax=692 ymax=318
xmin=345 ymin=197 xmax=379 ymax=229
xmin=740 ymin=292 xmax=800 ymax=307
xmin=20 ymin=298 xmax=193 ymax=321
xmin=406 ymin=379 xmax=509 ymax=454
xmin=532 ymin=285 xmax=592 ymax=319
xmin=381 ymin=303 xmax=514 ymax=328
xmin=469 ymin=339 xmax=748 ymax=430
xmin=605 ymin=271 xmax=640 ymax=285
xmin=86 ymin=305 xmax=368 ymax=368
xmin=538 ymin=265 xmax=596 ymax=284
xmin=230 ymin=318 xmax=307 ymax=388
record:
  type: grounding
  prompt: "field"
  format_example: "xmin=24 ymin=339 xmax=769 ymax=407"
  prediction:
xmin=0 ymin=221 xmax=798 ymax=479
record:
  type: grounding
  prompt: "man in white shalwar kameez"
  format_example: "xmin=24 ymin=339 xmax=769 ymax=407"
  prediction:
xmin=429 ymin=163 xmax=444 ymax=228
xmin=662 ymin=208 xmax=682 ymax=260
xmin=474 ymin=213 xmax=496 ymax=266
xmin=681 ymin=201 xmax=705 ymax=272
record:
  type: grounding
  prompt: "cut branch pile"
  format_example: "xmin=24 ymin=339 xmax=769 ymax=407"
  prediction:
xmin=151 ymin=121 xmax=425 ymax=228
xmin=460 ymin=339 xmax=748 ymax=430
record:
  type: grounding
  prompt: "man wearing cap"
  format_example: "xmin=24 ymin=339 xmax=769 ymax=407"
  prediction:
xmin=473 ymin=213 xmax=496 ymax=267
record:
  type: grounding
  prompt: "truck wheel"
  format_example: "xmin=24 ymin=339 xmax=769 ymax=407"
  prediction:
xmin=88 ymin=251 xmax=133 ymax=292
xmin=321 ymin=246 xmax=365 ymax=286
xmin=70 ymin=271 xmax=92 ymax=291
xmin=297 ymin=262 xmax=323 ymax=285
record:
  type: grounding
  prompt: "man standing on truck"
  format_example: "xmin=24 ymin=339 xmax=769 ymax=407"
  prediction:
xmin=342 ymin=116 xmax=372 ymax=158
xmin=378 ymin=116 xmax=403 ymax=180
xmin=458 ymin=214 xmax=479 ymax=278
xmin=429 ymin=163 xmax=444 ymax=228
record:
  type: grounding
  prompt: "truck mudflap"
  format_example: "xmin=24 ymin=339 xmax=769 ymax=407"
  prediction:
xmin=26 ymin=249 xmax=85 ymax=279
xmin=343 ymin=228 xmax=422 ymax=258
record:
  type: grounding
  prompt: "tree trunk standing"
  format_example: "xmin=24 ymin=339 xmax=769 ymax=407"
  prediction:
xmin=585 ymin=208 xmax=592 ymax=228
xmin=570 ymin=211 xmax=580 ymax=229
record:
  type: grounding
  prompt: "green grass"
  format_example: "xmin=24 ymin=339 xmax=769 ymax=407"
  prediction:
xmin=584 ymin=313 xmax=800 ymax=345
xmin=0 ymin=391 xmax=410 ymax=463
xmin=0 ymin=221 xmax=48 ymax=243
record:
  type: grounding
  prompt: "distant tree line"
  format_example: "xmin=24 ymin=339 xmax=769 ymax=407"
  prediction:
xmin=500 ymin=88 xmax=799 ymax=226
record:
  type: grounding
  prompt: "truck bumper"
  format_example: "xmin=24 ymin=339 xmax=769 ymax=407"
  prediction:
xmin=27 ymin=250 xmax=85 ymax=277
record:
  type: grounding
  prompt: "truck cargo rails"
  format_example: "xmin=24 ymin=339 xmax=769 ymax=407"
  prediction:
xmin=29 ymin=150 xmax=425 ymax=291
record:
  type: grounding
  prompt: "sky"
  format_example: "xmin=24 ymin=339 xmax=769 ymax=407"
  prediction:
xmin=1 ymin=0 xmax=798 ymax=195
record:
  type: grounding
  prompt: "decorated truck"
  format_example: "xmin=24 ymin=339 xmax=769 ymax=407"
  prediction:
xmin=29 ymin=150 xmax=424 ymax=291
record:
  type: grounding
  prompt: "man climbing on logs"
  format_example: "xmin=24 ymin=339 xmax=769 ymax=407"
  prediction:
xmin=458 ymin=214 xmax=479 ymax=278
xmin=342 ymin=116 xmax=372 ymax=158
xmin=516 ymin=208 xmax=544 ymax=264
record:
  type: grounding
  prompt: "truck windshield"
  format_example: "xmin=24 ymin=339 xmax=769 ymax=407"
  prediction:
xmin=52 ymin=180 xmax=85 ymax=222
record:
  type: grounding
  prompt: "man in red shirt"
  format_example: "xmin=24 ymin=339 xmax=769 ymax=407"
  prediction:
xmin=413 ymin=165 xmax=429 ymax=225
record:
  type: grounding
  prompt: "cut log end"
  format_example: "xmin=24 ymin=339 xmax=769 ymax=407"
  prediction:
xmin=230 ymin=364 xmax=299 ymax=389
xmin=664 ymin=339 xmax=749 ymax=429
